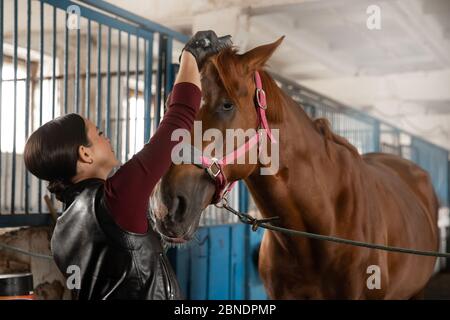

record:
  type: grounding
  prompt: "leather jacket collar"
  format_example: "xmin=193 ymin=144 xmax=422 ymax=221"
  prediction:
xmin=62 ymin=178 xmax=105 ymax=210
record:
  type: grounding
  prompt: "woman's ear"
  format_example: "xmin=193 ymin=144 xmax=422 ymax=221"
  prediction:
xmin=78 ymin=145 xmax=93 ymax=164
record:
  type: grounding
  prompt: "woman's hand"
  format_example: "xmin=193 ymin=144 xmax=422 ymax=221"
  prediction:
xmin=174 ymin=31 xmax=232 ymax=91
xmin=180 ymin=30 xmax=232 ymax=69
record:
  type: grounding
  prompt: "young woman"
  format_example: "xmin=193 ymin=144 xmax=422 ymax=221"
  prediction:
xmin=23 ymin=31 xmax=231 ymax=300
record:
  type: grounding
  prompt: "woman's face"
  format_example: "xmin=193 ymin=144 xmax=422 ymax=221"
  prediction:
xmin=83 ymin=117 xmax=120 ymax=174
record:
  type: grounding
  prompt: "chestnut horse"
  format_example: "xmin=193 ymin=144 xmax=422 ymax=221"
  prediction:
xmin=150 ymin=38 xmax=439 ymax=299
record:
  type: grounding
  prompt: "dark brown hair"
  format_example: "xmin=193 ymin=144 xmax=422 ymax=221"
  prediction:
xmin=23 ymin=113 xmax=92 ymax=202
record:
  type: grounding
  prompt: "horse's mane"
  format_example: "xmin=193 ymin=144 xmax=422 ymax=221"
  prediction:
xmin=313 ymin=118 xmax=360 ymax=158
xmin=209 ymin=47 xmax=360 ymax=159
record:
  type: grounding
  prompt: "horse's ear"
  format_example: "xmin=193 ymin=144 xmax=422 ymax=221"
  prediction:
xmin=240 ymin=36 xmax=285 ymax=72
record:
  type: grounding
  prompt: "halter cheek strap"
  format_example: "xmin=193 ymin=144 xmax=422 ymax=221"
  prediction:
xmin=194 ymin=71 xmax=276 ymax=205
xmin=254 ymin=72 xmax=277 ymax=142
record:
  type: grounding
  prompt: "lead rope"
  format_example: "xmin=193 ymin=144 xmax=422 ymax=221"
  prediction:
xmin=218 ymin=197 xmax=450 ymax=258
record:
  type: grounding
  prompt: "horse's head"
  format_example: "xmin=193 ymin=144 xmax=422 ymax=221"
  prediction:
xmin=151 ymin=37 xmax=284 ymax=243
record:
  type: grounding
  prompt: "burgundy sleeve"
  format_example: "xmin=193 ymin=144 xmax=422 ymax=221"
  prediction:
xmin=103 ymin=82 xmax=201 ymax=233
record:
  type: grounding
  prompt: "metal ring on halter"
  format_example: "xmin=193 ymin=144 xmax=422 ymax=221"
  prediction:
xmin=256 ymin=88 xmax=267 ymax=110
xmin=214 ymin=188 xmax=231 ymax=208
xmin=214 ymin=195 xmax=229 ymax=208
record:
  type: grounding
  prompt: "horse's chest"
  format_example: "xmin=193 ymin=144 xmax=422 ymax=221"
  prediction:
xmin=258 ymin=235 xmax=381 ymax=299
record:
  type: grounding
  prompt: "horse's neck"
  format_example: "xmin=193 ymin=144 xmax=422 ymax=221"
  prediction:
xmin=245 ymin=87 xmax=356 ymax=236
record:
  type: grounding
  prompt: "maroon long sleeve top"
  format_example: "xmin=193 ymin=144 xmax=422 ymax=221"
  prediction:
xmin=103 ymin=82 xmax=201 ymax=234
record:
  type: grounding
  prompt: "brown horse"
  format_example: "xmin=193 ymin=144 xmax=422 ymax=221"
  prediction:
xmin=150 ymin=38 xmax=439 ymax=299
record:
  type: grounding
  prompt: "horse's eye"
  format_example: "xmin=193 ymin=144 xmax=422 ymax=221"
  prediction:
xmin=222 ymin=102 xmax=234 ymax=111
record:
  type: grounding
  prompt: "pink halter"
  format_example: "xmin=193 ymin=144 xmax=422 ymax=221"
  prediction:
xmin=195 ymin=71 xmax=277 ymax=205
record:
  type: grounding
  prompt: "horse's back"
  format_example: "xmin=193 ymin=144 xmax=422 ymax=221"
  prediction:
xmin=362 ymin=152 xmax=439 ymax=220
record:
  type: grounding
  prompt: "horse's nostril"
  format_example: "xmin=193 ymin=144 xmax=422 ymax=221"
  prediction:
xmin=167 ymin=194 xmax=187 ymax=223
xmin=159 ymin=194 xmax=189 ymax=238
xmin=161 ymin=220 xmax=174 ymax=236
xmin=173 ymin=195 xmax=187 ymax=222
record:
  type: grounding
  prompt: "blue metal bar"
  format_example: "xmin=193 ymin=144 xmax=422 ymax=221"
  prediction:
xmin=78 ymin=0 xmax=189 ymax=42
xmin=143 ymin=35 xmax=153 ymax=142
xmin=448 ymin=160 xmax=450 ymax=207
xmin=106 ymin=26 xmax=111 ymax=137
xmin=116 ymin=30 xmax=122 ymax=157
xmin=24 ymin=0 xmax=32 ymax=214
xmin=143 ymin=39 xmax=147 ymax=137
xmin=52 ymin=6 xmax=56 ymax=119
xmin=96 ymin=24 xmax=102 ymax=128
xmin=164 ymin=37 xmax=173 ymax=107
xmin=38 ymin=0 xmax=45 ymax=214
xmin=244 ymin=223 xmax=251 ymax=300
xmin=86 ymin=19 xmax=91 ymax=119
xmin=41 ymin=0 xmax=154 ymax=40
xmin=64 ymin=11 xmax=69 ymax=114
xmin=155 ymin=35 xmax=164 ymax=128
xmin=0 ymin=214 xmax=53 ymax=228
xmin=51 ymin=5 xmax=57 ymax=209
xmin=373 ymin=120 xmax=380 ymax=152
xmin=11 ymin=0 xmax=18 ymax=214
xmin=238 ymin=181 xmax=249 ymax=213
xmin=134 ymin=37 xmax=140 ymax=153
xmin=0 ymin=0 xmax=3 ymax=210
xmin=445 ymin=156 xmax=450 ymax=207
xmin=125 ymin=33 xmax=130 ymax=161
xmin=75 ymin=21 xmax=81 ymax=113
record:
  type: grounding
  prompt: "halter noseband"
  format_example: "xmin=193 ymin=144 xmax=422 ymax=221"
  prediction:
xmin=194 ymin=71 xmax=277 ymax=205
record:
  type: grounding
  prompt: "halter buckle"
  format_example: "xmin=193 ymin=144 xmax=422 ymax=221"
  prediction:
xmin=206 ymin=158 xmax=221 ymax=179
xmin=256 ymin=88 xmax=267 ymax=110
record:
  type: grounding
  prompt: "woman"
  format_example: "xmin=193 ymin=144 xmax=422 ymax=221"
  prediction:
xmin=23 ymin=31 xmax=232 ymax=300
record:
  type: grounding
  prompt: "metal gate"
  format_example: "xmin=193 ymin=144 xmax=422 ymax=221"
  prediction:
xmin=411 ymin=137 xmax=449 ymax=207
xmin=0 ymin=0 xmax=249 ymax=300
xmin=0 ymin=0 xmax=187 ymax=226
xmin=274 ymin=73 xmax=380 ymax=155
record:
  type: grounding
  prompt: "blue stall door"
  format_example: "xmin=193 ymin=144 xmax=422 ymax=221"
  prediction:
xmin=168 ymin=224 xmax=268 ymax=300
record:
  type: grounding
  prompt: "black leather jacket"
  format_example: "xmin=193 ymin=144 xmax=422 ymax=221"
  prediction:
xmin=50 ymin=178 xmax=182 ymax=300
